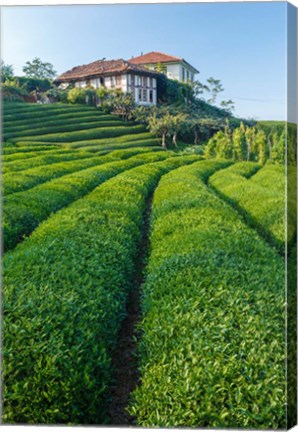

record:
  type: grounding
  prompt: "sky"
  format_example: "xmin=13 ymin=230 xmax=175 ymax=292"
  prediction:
xmin=0 ymin=2 xmax=293 ymax=120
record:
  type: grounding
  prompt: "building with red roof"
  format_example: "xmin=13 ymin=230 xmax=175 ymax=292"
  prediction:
xmin=129 ymin=51 xmax=199 ymax=83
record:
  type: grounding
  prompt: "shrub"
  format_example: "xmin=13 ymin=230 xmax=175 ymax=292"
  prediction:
xmin=129 ymin=160 xmax=285 ymax=429
xmin=12 ymin=125 xmax=147 ymax=144
xmin=3 ymin=154 xmax=200 ymax=424
xmin=67 ymin=87 xmax=87 ymax=104
xmin=3 ymin=151 xmax=178 ymax=251
xmin=209 ymin=162 xmax=288 ymax=251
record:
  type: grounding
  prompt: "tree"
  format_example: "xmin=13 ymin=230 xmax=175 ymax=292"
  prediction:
xmin=220 ymin=99 xmax=235 ymax=114
xmin=22 ymin=57 xmax=56 ymax=79
xmin=206 ymin=77 xmax=224 ymax=104
xmin=232 ymin=122 xmax=247 ymax=161
xmin=168 ymin=113 xmax=186 ymax=147
xmin=1 ymin=60 xmax=14 ymax=82
xmin=148 ymin=112 xmax=177 ymax=148
xmin=255 ymin=130 xmax=267 ymax=165
xmin=245 ymin=126 xmax=257 ymax=162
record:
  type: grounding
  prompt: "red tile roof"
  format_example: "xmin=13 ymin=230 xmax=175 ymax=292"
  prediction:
xmin=55 ymin=59 xmax=159 ymax=83
xmin=129 ymin=51 xmax=199 ymax=74
xmin=130 ymin=51 xmax=182 ymax=64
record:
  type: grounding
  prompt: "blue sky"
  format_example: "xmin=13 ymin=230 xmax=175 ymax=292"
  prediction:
xmin=1 ymin=2 xmax=290 ymax=120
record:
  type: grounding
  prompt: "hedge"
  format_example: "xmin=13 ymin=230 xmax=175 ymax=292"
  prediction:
xmin=3 ymin=107 xmax=97 ymax=123
xmin=209 ymin=162 xmax=288 ymax=252
xmin=3 ymin=150 xmax=124 ymax=195
xmin=3 ymin=151 xmax=94 ymax=173
xmin=80 ymin=138 xmax=160 ymax=153
xmin=3 ymin=114 xmax=118 ymax=133
xmin=3 ymin=154 xmax=200 ymax=424
xmin=11 ymin=125 xmax=147 ymax=144
xmin=2 ymin=145 xmax=60 ymax=155
xmin=4 ymin=120 xmax=132 ymax=141
xmin=68 ymin=132 xmax=153 ymax=148
xmin=3 ymin=147 xmax=62 ymax=160
xmin=129 ymin=160 xmax=286 ymax=429
xmin=3 ymin=151 xmax=178 ymax=251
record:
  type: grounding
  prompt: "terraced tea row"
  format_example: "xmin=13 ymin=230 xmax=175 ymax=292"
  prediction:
xmin=129 ymin=160 xmax=285 ymax=429
xmin=3 ymin=155 xmax=201 ymax=425
xmin=209 ymin=162 xmax=288 ymax=252
xmin=4 ymin=150 xmax=179 ymax=251
xmin=3 ymin=114 xmax=116 ymax=133
xmin=10 ymin=125 xmax=147 ymax=144
xmin=3 ymin=150 xmax=95 ymax=173
xmin=4 ymin=120 xmax=132 ymax=141
xmin=3 ymin=147 xmax=163 ymax=196
xmin=3 ymin=145 xmax=60 ymax=155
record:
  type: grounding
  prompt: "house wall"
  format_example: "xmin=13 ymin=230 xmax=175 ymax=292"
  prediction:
xmin=134 ymin=61 xmax=196 ymax=83
xmin=127 ymin=74 xmax=157 ymax=106
xmin=71 ymin=73 xmax=157 ymax=106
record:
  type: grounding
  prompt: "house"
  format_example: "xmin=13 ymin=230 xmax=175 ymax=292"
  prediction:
xmin=55 ymin=59 xmax=159 ymax=106
xmin=129 ymin=51 xmax=199 ymax=83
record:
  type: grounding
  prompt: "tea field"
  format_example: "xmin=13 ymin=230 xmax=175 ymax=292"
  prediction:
xmin=2 ymin=102 xmax=289 ymax=428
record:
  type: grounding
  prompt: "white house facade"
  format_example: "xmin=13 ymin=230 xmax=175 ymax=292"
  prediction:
xmin=129 ymin=51 xmax=199 ymax=83
xmin=55 ymin=59 xmax=158 ymax=106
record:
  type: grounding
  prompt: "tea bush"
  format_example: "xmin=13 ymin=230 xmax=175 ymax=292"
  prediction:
xmin=4 ymin=120 xmax=130 ymax=141
xmin=3 ymin=148 xmax=157 ymax=195
xmin=3 ymin=151 xmax=177 ymax=251
xmin=3 ymin=154 xmax=200 ymax=424
xmin=3 ymin=114 xmax=116 ymax=134
xmin=3 ymin=145 xmax=60 ymax=155
xmin=129 ymin=160 xmax=285 ymax=429
xmin=3 ymin=150 xmax=94 ymax=173
xmin=209 ymin=162 xmax=288 ymax=251
xmin=12 ymin=125 xmax=147 ymax=144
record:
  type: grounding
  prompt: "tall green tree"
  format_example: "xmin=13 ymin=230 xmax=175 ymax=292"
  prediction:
xmin=245 ymin=126 xmax=256 ymax=161
xmin=1 ymin=60 xmax=14 ymax=82
xmin=255 ymin=130 xmax=267 ymax=165
xmin=232 ymin=122 xmax=247 ymax=161
xmin=206 ymin=77 xmax=224 ymax=104
xmin=22 ymin=57 xmax=57 ymax=79
xmin=148 ymin=112 xmax=179 ymax=148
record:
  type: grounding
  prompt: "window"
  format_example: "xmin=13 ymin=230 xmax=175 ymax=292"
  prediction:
xmin=182 ymin=67 xmax=185 ymax=82
xmin=186 ymin=70 xmax=189 ymax=81
xmin=110 ymin=76 xmax=116 ymax=88
xmin=143 ymin=89 xmax=147 ymax=101
xmin=138 ymin=88 xmax=142 ymax=101
xmin=116 ymin=75 xmax=122 ymax=86
xmin=131 ymin=74 xmax=135 ymax=85
xmin=149 ymin=77 xmax=153 ymax=87
xmin=149 ymin=90 xmax=153 ymax=103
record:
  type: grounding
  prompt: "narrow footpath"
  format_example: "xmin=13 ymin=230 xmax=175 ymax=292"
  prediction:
xmin=107 ymin=195 xmax=153 ymax=425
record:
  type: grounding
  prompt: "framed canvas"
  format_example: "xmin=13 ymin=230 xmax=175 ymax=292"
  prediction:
xmin=1 ymin=1 xmax=297 ymax=429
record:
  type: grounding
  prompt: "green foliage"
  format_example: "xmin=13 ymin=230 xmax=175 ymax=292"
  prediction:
xmin=2 ymin=148 xmax=162 ymax=196
xmin=209 ymin=162 xmax=291 ymax=252
xmin=1 ymin=79 xmax=29 ymax=102
xmin=2 ymin=150 xmax=94 ymax=174
xmin=3 ymin=152 xmax=177 ymax=251
xmin=22 ymin=57 xmax=57 ymax=79
xmin=129 ymin=160 xmax=285 ymax=428
xmin=10 ymin=125 xmax=146 ymax=144
xmin=1 ymin=60 xmax=14 ymax=82
xmin=67 ymin=87 xmax=87 ymax=104
xmin=3 ymin=154 xmax=200 ymax=424
xmin=17 ymin=77 xmax=52 ymax=93
xmin=4 ymin=119 xmax=128 ymax=141
xmin=205 ymin=122 xmax=287 ymax=164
